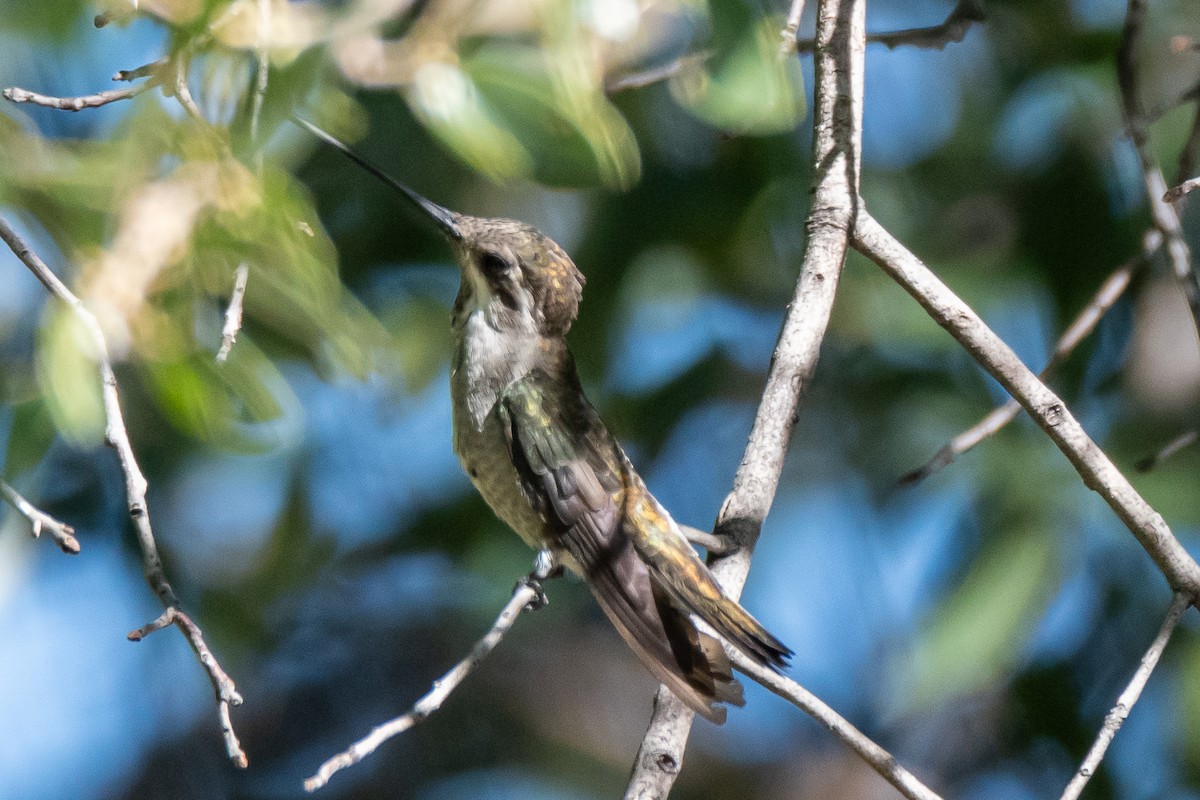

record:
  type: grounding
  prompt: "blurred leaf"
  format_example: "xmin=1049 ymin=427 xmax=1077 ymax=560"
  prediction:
xmin=671 ymin=15 xmax=804 ymax=135
xmin=144 ymin=339 xmax=302 ymax=452
xmin=897 ymin=526 xmax=1058 ymax=712
xmin=188 ymin=163 xmax=394 ymax=378
xmin=466 ymin=45 xmax=641 ymax=188
xmin=34 ymin=305 xmax=104 ymax=447
xmin=405 ymin=60 xmax=532 ymax=182
xmin=2 ymin=399 xmax=55 ymax=480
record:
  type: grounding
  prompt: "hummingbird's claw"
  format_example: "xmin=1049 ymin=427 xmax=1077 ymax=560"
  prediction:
xmin=515 ymin=576 xmax=549 ymax=611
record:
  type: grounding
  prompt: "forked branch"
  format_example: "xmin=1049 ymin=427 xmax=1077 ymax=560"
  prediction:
xmin=0 ymin=480 xmax=81 ymax=554
xmin=0 ymin=215 xmax=247 ymax=768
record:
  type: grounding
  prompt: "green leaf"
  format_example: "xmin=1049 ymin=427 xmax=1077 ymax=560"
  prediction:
xmin=466 ymin=46 xmax=641 ymax=189
xmin=3 ymin=399 xmax=56 ymax=480
xmin=894 ymin=527 xmax=1058 ymax=713
xmin=671 ymin=17 xmax=805 ymax=135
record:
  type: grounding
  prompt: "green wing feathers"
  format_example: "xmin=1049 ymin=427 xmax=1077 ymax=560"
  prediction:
xmin=498 ymin=368 xmax=791 ymax=721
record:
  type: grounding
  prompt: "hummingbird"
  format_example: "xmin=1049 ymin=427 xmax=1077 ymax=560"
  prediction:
xmin=296 ymin=119 xmax=791 ymax=722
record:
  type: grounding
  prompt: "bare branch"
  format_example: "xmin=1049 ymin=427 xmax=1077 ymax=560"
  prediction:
xmin=0 ymin=480 xmax=80 ymax=554
xmin=627 ymin=0 xmax=864 ymax=795
xmin=170 ymin=54 xmax=206 ymax=124
xmin=1059 ymin=591 xmax=1192 ymax=800
xmin=781 ymin=0 xmax=807 ymax=55
xmin=216 ymin=263 xmax=250 ymax=363
xmin=250 ymin=0 xmax=271 ymax=148
xmin=853 ymin=209 xmax=1200 ymax=597
xmin=114 ymin=58 xmax=168 ymax=83
xmin=305 ymin=555 xmax=556 ymax=792
xmin=1136 ymin=430 xmax=1198 ymax=472
xmin=3 ymin=80 xmax=159 ymax=112
xmin=1117 ymin=0 xmax=1200 ymax=342
xmin=0 ymin=215 xmax=246 ymax=768
xmin=1164 ymin=176 xmax=1200 ymax=205
xmin=605 ymin=51 xmax=711 ymax=94
xmin=795 ymin=0 xmax=983 ymax=53
xmin=901 ymin=230 xmax=1160 ymax=485
xmin=727 ymin=647 xmax=943 ymax=800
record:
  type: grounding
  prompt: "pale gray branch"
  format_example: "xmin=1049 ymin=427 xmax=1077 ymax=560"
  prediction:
xmin=3 ymin=79 xmax=159 ymax=111
xmin=627 ymin=0 xmax=866 ymax=796
xmin=0 ymin=480 xmax=80 ymax=554
xmin=1059 ymin=591 xmax=1192 ymax=800
xmin=853 ymin=209 xmax=1200 ymax=598
xmin=795 ymin=0 xmax=983 ymax=53
xmin=216 ymin=262 xmax=250 ymax=363
xmin=0 ymin=215 xmax=246 ymax=768
xmin=305 ymin=554 xmax=555 ymax=792
xmin=781 ymin=0 xmax=807 ymax=55
xmin=727 ymin=647 xmax=943 ymax=800
xmin=1117 ymin=0 xmax=1200 ymax=341
xmin=1164 ymin=176 xmax=1200 ymax=205
xmin=250 ymin=0 xmax=271 ymax=148
xmin=901 ymin=229 xmax=1161 ymax=485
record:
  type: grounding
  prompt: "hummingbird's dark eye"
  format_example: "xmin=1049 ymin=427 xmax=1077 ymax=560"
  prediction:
xmin=479 ymin=252 xmax=509 ymax=277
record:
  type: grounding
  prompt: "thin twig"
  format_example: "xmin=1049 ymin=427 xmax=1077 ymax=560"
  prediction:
xmin=605 ymin=51 xmax=711 ymax=94
xmin=795 ymin=0 xmax=984 ymax=53
xmin=1117 ymin=0 xmax=1200 ymax=343
xmin=900 ymin=230 xmax=1161 ymax=485
xmin=1059 ymin=591 xmax=1192 ymax=800
xmin=727 ymin=647 xmax=943 ymax=800
xmin=1136 ymin=430 xmax=1198 ymax=472
xmin=114 ymin=58 xmax=168 ymax=83
xmin=216 ymin=263 xmax=250 ymax=363
xmin=0 ymin=215 xmax=246 ymax=768
xmin=305 ymin=555 xmax=555 ymax=792
xmin=1164 ymin=176 xmax=1200 ymax=205
xmin=171 ymin=54 xmax=206 ymax=124
xmin=781 ymin=0 xmax=807 ymax=55
xmin=3 ymin=80 xmax=160 ymax=112
xmin=0 ymin=480 xmax=81 ymax=554
xmin=626 ymin=0 xmax=865 ymax=795
xmin=853 ymin=209 xmax=1200 ymax=597
xmin=250 ymin=0 xmax=271 ymax=148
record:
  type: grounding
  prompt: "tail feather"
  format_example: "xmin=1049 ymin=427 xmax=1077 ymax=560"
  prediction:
xmin=582 ymin=538 xmax=744 ymax=723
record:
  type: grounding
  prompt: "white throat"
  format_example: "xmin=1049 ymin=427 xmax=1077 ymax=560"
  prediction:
xmin=456 ymin=307 xmax=539 ymax=428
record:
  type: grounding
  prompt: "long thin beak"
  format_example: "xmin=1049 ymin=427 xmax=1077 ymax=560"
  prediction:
xmin=291 ymin=116 xmax=463 ymax=241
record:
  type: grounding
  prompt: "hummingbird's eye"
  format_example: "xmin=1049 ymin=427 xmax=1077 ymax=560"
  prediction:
xmin=479 ymin=252 xmax=509 ymax=277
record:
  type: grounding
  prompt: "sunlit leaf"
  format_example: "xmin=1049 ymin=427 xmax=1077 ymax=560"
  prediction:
xmin=144 ymin=340 xmax=303 ymax=452
xmin=406 ymin=60 xmax=532 ymax=182
xmin=467 ymin=45 xmax=641 ymax=188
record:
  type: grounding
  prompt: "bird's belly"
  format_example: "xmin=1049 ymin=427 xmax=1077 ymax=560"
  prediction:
xmin=453 ymin=407 xmax=551 ymax=552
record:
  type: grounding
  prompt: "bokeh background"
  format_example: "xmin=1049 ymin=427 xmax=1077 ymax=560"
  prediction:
xmin=2 ymin=0 xmax=1200 ymax=798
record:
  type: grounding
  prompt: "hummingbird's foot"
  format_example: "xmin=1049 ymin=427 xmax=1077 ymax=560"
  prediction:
xmin=679 ymin=525 xmax=735 ymax=555
xmin=517 ymin=549 xmax=557 ymax=611
xmin=515 ymin=575 xmax=550 ymax=611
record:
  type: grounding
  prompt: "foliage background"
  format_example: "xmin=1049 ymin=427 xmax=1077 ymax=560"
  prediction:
xmin=1 ymin=0 xmax=1200 ymax=798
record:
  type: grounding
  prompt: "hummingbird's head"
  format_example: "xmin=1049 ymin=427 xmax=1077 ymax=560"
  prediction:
xmin=447 ymin=215 xmax=585 ymax=338
xmin=289 ymin=118 xmax=584 ymax=336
